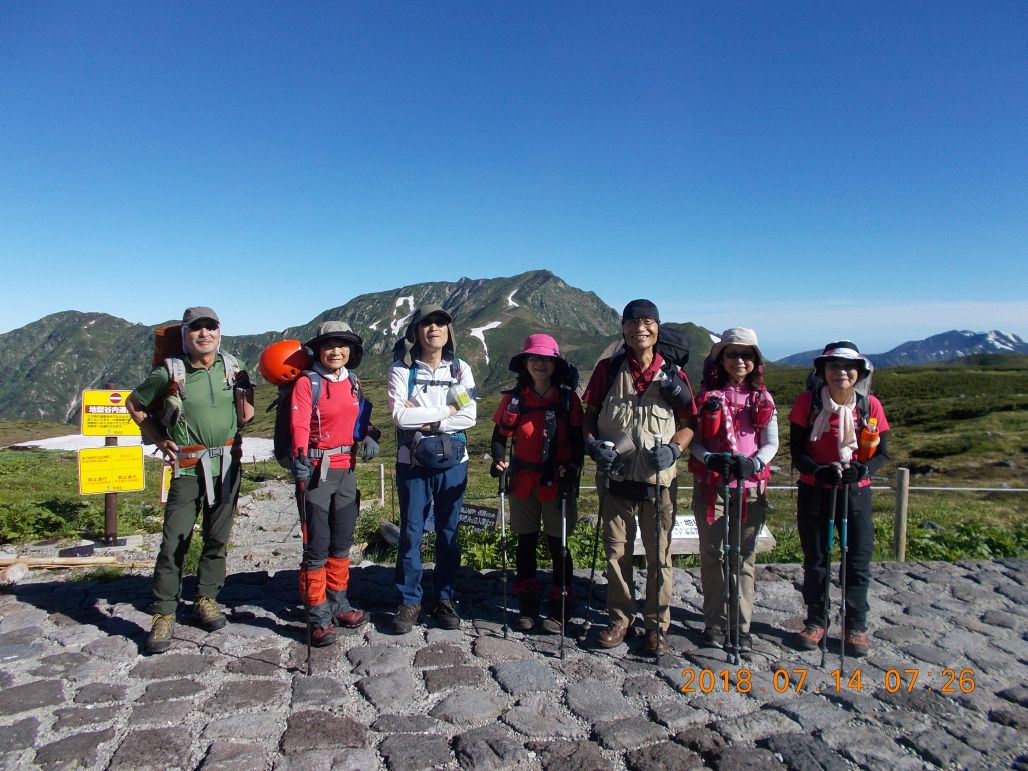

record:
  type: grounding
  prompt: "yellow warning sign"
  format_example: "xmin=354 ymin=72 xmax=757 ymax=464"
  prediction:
xmin=81 ymin=390 xmax=141 ymax=437
xmin=78 ymin=446 xmax=145 ymax=495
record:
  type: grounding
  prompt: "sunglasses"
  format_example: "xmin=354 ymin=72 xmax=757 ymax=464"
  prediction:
xmin=723 ymin=350 xmax=755 ymax=361
xmin=188 ymin=321 xmax=219 ymax=332
xmin=420 ymin=316 xmax=449 ymax=327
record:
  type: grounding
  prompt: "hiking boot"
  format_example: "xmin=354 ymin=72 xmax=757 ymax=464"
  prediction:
xmin=644 ymin=629 xmax=670 ymax=655
xmin=334 ymin=609 xmax=369 ymax=629
xmin=795 ymin=623 xmax=825 ymax=650
xmin=845 ymin=629 xmax=870 ymax=657
xmin=431 ymin=600 xmax=461 ymax=630
xmin=738 ymin=632 xmax=753 ymax=653
xmin=540 ymin=591 xmax=573 ymax=635
xmin=700 ymin=628 xmax=724 ymax=649
xmin=515 ymin=592 xmax=539 ymax=632
xmin=310 ymin=625 xmax=337 ymax=647
xmin=597 ymin=621 xmax=629 ymax=649
xmin=392 ymin=603 xmax=421 ymax=634
xmin=146 ymin=614 xmax=176 ymax=654
xmin=193 ymin=597 xmax=227 ymax=632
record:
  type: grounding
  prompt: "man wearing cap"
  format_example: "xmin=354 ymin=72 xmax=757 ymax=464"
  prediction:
xmin=127 ymin=307 xmax=254 ymax=654
xmin=290 ymin=320 xmax=380 ymax=647
xmin=582 ymin=299 xmax=697 ymax=654
xmin=388 ymin=304 xmax=477 ymax=633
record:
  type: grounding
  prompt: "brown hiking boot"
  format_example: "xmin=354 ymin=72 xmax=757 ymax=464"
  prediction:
xmin=392 ymin=603 xmax=421 ymax=634
xmin=515 ymin=592 xmax=539 ymax=632
xmin=146 ymin=614 xmax=175 ymax=654
xmin=845 ymin=629 xmax=870 ymax=657
xmin=597 ymin=620 xmax=629 ymax=648
xmin=334 ymin=609 xmax=369 ymax=629
xmin=795 ymin=623 xmax=825 ymax=650
xmin=310 ymin=625 xmax=337 ymax=647
xmin=193 ymin=597 xmax=227 ymax=632
xmin=431 ymin=600 xmax=461 ymax=630
xmin=644 ymin=629 xmax=670 ymax=655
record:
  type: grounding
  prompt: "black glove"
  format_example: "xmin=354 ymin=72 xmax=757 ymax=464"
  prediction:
xmin=814 ymin=464 xmax=843 ymax=485
xmin=648 ymin=443 xmax=681 ymax=471
xmin=703 ymin=452 xmax=733 ymax=477
xmin=360 ymin=436 xmax=380 ymax=461
xmin=233 ymin=370 xmax=253 ymax=392
xmin=292 ymin=453 xmax=314 ymax=484
xmin=733 ymin=456 xmax=759 ymax=480
xmin=587 ymin=437 xmax=618 ymax=473
xmin=489 ymin=460 xmax=505 ymax=478
xmin=841 ymin=462 xmax=868 ymax=484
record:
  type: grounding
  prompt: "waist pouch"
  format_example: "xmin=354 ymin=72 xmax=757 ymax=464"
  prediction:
xmin=411 ymin=431 xmax=466 ymax=470
xmin=174 ymin=437 xmax=239 ymax=506
xmin=608 ymin=478 xmax=657 ymax=503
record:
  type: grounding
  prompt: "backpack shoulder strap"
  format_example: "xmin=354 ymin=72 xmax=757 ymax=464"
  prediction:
xmin=164 ymin=358 xmax=187 ymax=397
xmin=306 ymin=371 xmax=323 ymax=408
xmin=348 ymin=372 xmax=362 ymax=403
xmin=219 ymin=352 xmax=239 ymax=387
xmin=602 ymin=352 xmax=626 ymax=403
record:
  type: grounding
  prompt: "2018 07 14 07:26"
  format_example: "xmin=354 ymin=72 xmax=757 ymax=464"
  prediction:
xmin=676 ymin=667 xmax=976 ymax=694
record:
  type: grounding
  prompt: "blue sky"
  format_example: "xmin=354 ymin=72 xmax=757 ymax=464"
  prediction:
xmin=1 ymin=2 xmax=1025 ymax=359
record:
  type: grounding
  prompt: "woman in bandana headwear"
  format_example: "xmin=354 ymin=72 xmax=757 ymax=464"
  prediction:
xmin=789 ymin=341 xmax=890 ymax=657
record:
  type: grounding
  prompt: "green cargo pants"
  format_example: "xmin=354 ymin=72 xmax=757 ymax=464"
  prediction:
xmin=151 ymin=465 xmax=240 ymax=616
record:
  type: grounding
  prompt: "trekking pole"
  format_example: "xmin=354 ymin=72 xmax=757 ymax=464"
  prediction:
xmin=718 ymin=455 xmax=733 ymax=659
xmin=839 ymin=481 xmax=850 ymax=677
xmin=821 ymin=482 xmax=838 ymax=670
xmin=499 ymin=469 xmax=509 ymax=639
xmin=559 ymin=485 xmax=569 ymax=660
xmin=652 ymin=433 xmax=667 ymax=662
xmin=583 ymin=471 xmax=608 ymax=639
xmin=296 ymin=481 xmax=312 ymax=677
xmin=731 ymin=455 xmax=745 ymax=666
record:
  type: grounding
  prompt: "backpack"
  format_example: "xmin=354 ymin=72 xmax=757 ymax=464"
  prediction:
xmin=143 ymin=323 xmax=239 ymax=444
xmin=269 ymin=370 xmax=373 ymax=470
xmin=601 ymin=325 xmax=691 ymax=407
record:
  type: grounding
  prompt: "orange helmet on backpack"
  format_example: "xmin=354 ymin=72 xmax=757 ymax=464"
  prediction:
xmin=259 ymin=340 xmax=310 ymax=385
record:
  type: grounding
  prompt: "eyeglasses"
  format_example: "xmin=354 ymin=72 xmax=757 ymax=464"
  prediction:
xmin=622 ymin=317 xmax=657 ymax=327
xmin=723 ymin=350 xmax=755 ymax=361
xmin=824 ymin=359 xmax=858 ymax=370
xmin=420 ymin=316 xmax=449 ymax=327
xmin=188 ymin=321 xmax=219 ymax=332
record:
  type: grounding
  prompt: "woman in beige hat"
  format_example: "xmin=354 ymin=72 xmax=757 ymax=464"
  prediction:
xmin=689 ymin=327 xmax=779 ymax=655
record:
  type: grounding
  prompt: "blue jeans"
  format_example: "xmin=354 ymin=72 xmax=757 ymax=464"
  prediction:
xmin=394 ymin=462 xmax=467 ymax=606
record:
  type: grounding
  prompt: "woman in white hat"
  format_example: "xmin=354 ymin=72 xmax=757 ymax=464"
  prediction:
xmin=788 ymin=340 xmax=890 ymax=657
xmin=690 ymin=328 xmax=779 ymax=653
xmin=491 ymin=334 xmax=584 ymax=633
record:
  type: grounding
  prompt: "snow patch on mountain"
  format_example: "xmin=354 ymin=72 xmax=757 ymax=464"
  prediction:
xmin=470 ymin=321 xmax=503 ymax=364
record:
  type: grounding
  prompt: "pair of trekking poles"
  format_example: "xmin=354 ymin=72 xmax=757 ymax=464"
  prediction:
xmin=821 ymin=477 xmax=851 ymax=675
xmin=496 ymin=468 xmax=575 ymax=660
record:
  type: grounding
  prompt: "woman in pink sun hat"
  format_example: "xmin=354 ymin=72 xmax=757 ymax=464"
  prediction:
xmin=491 ymin=334 xmax=584 ymax=634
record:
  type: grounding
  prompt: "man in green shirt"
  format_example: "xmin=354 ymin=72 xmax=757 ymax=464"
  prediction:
xmin=127 ymin=307 xmax=254 ymax=654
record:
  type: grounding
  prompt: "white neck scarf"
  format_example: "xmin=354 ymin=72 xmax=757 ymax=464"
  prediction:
xmin=810 ymin=386 xmax=857 ymax=463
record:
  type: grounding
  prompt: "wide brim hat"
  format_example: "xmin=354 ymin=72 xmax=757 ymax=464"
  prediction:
xmin=813 ymin=340 xmax=872 ymax=380
xmin=708 ymin=327 xmax=764 ymax=366
xmin=508 ymin=333 xmax=572 ymax=381
xmin=305 ymin=320 xmax=364 ymax=369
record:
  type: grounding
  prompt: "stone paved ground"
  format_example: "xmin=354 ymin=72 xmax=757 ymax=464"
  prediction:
xmin=1 ymin=479 xmax=1026 ymax=770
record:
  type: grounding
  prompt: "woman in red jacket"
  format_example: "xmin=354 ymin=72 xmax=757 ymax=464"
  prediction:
xmin=291 ymin=321 xmax=379 ymax=647
xmin=490 ymin=334 xmax=584 ymax=633
xmin=789 ymin=341 xmax=890 ymax=657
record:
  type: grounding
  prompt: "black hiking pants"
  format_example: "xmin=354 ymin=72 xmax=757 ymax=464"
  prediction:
xmin=796 ymin=481 xmax=873 ymax=632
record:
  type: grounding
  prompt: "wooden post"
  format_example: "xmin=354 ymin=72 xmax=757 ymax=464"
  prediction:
xmin=378 ymin=464 xmax=386 ymax=508
xmin=893 ymin=466 xmax=910 ymax=562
